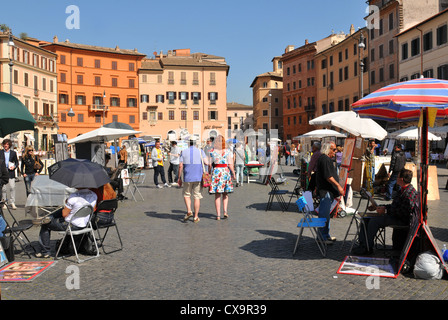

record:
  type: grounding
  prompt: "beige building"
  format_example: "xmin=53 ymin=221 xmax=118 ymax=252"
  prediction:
xmin=366 ymin=0 xmax=448 ymax=93
xmin=315 ymin=26 xmax=370 ymax=120
xmin=250 ymin=56 xmax=283 ymax=139
xmin=226 ymin=102 xmax=253 ymax=132
xmin=138 ymin=49 xmax=229 ymax=141
xmin=397 ymin=8 xmax=448 ymax=81
xmin=0 ymin=33 xmax=58 ymax=150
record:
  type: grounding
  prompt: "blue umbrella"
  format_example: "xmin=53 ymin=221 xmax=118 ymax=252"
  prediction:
xmin=226 ymin=138 xmax=240 ymax=144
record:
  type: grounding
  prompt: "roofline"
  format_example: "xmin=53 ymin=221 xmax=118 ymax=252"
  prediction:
xmin=40 ymin=42 xmax=147 ymax=57
xmin=395 ymin=7 xmax=448 ymax=38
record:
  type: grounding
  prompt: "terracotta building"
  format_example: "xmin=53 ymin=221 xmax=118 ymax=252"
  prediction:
xmin=41 ymin=37 xmax=146 ymax=140
xmin=0 ymin=32 xmax=58 ymax=150
xmin=226 ymin=101 xmax=253 ymax=132
xmin=281 ymin=33 xmax=346 ymax=140
xmin=366 ymin=0 xmax=448 ymax=93
xmin=138 ymin=49 xmax=229 ymax=141
xmin=315 ymin=26 xmax=370 ymax=121
xmin=250 ymin=56 xmax=283 ymax=139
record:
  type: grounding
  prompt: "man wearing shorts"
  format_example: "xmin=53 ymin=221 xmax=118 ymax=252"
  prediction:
xmin=178 ymin=138 xmax=208 ymax=223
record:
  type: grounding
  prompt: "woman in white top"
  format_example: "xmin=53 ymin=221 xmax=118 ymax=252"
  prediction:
xmin=37 ymin=188 xmax=97 ymax=258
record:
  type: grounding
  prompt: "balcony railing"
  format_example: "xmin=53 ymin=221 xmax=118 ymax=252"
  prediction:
xmin=89 ymin=104 xmax=108 ymax=112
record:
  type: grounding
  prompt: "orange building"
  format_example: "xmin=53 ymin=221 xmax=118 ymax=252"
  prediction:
xmin=41 ymin=37 xmax=146 ymax=140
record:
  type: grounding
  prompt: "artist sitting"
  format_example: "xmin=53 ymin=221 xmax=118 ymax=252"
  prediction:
xmin=104 ymin=153 xmax=126 ymax=200
xmin=352 ymin=168 xmax=418 ymax=255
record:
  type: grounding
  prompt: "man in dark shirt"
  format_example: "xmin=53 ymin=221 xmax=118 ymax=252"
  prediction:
xmin=385 ymin=144 xmax=406 ymax=200
xmin=316 ymin=141 xmax=344 ymax=244
xmin=353 ymin=168 xmax=418 ymax=255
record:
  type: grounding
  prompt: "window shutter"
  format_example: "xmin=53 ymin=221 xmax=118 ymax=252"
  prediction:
xmin=215 ymin=92 xmax=218 ymax=100
xmin=186 ymin=92 xmax=189 ymax=100
xmin=198 ymin=92 xmax=201 ymax=100
xmin=166 ymin=92 xmax=169 ymax=99
xmin=174 ymin=92 xmax=177 ymax=100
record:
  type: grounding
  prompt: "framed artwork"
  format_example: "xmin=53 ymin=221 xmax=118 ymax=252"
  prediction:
xmin=0 ymin=240 xmax=8 ymax=268
xmin=0 ymin=261 xmax=55 ymax=282
xmin=341 ymin=138 xmax=356 ymax=167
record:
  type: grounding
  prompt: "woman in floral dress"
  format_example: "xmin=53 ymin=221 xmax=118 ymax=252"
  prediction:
xmin=209 ymin=135 xmax=235 ymax=220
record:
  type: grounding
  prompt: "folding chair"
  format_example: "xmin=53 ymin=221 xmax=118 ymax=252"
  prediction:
xmin=55 ymin=204 xmax=99 ymax=263
xmin=287 ymin=178 xmax=302 ymax=210
xmin=292 ymin=196 xmax=327 ymax=257
xmin=0 ymin=201 xmax=36 ymax=258
xmin=266 ymin=176 xmax=288 ymax=212
xmin=92 ymin=198 xmax=123 ymax=254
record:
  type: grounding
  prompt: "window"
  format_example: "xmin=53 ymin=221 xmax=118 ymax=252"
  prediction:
xmin=95 ymin=76 xmax=101 ymax=86
xmin=60 ymin=73 xmax=66 ymax=83
xmin=167 ymin=91 xmax=176 ymax=104
xmin=168 ymin=71 xmax=174 ymax=84
xmin=437 ymin=64 xmax=448 ymax=80
xmin=129 ymin=115 xmax=135 ymax=123
xmin=437 ymin=24 xmax=447 ymax=45
xmin=210 ymin=72 xmax=216 ymax=85
xmin=321 ymin=59 xmax=327 ymax=69
xmin=411 ymin=72 xmax=421 ymax=79
xmin=402 ymin=43 xmax=409 ymax=60
xmin=193 ymin=110 xmax=199 ymax=120
xmin=127 ymin=98 xmax=137 ymax=107
xmin=77 ymin=57 xmax=83 ymax=67
xmin=24 ymin=73 xmax=29 ymax=87
xmin=371 ymin=48 xmax=375 ymax=61
xmin=389 ymin=40 xmax=394 ymax=55
xmin=339 ymin=68 xmax=343 ymax=82
xmin=379 ymin=44 xmax=384 ymax=58
xmin=344 ymin=66 xmax=349 ymax=80
xmin=209 ymin=92 xmax=218 ymax=105
xmin=156 ymin=95 xmax=164 ymax=103
xmin=112 ymin=61 xmax=117 ymax=70
xmin=158 ymin=112 xmax=163 ymax=120
xmin=329 ymin=55 xmax=333 ymax=66
xmin=181 ymin=110 xmax=187 ymax=120
xmin=50 ymin=80 xmax=54 ymax=93
xmin=75 ymin=95 xmax=86 ymax=105
xmin=371 ymin=70 xmax=376 ymax=85
xmin=192 ymin=92 xmax=200 ymax=104
xmin=411 ymin=38 xmax=420 ymax=56
xmin=379 ymin=19 xmax=383 ymax=36
xmin=423 ymin=69 xmax=434 ymax=78
xmin=179 ymin=92 xmax=188 ymax=104
xmin=110 ymin=97 xmax=120 ymax=106
xmin=169 ymin=110 xmax=175 ymax=120
xmin=60 ymin=55 xmax=66 ymax=65
xmin=389 ymin=64 xmax=395 ymax=79
xmin=379 ymin=67 xmax=384 ymax=82
xmin=60 ymin=113 xmax=66 ymax=122
xmin=112 ymin=78 xmax=118 ymax=87
xmin=389 ymin=12 xmax=394 ymax=31
xmin=338 ymin=52 xmax=342 ymax=63
xmin=423 ymin=31 xmax=433 ymax=51
xmin=112 ymin=115 xmax=118 ymax=122
xmin=93 ymin=96 xmax=103 ymax=105
xmin=129 ymin=79 xmax=135 ymax=88
xmin=95 ymin=114 xmax=102 ymax=123
xmin=77 ymin=75 xmax=83 ymax=84
xmin=354 ymin=62 xmax=358 ymax=77
xmin=181 ymin=72 xmax=187 ymax=85
xmin=94 ymin=59 xmax=101 ymax=68
xmin=345 ymin=48 xmax=348 ymax=60
xmin=141 ymin=95 xmax=149 ymax=103
xmin=209 ymin=111 xmax=218 ymax=120
xmin=142 ymin=112 xmax=148 ymax=121
xmin=59 ymin=94 xmax=69 ymax=104
xmin=129 ymin=63 xmax=135 ymax=71
xmin=78 ymin=113 xmax=84 ymax=123
xmin=338 ymin=100 xmax=343 ymax=111
xmin=13 ymin=70 xmax=18 ymax=85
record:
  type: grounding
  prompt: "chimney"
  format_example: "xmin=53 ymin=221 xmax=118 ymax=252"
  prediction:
xmin=350 ymin=24 xmax=355 ymax=35
xmin=53 ymin=35 xmax=58 ymax=43
xmin=305 ymin=39 xmax=309 ymax=45
xmin=285 ymin=45 xmax=295 ymax=53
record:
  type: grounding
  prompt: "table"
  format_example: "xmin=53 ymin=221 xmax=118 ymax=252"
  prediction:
xmin=245 ymin=162 xmax=264 ymax=184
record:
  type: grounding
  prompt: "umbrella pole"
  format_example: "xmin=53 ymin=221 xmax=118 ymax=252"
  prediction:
xmin=420 ymin=108 xmax=429 ymax=223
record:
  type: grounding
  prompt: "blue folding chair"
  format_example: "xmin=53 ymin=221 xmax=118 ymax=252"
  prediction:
xmin=292 ymin=196 xmax=327 ymax=257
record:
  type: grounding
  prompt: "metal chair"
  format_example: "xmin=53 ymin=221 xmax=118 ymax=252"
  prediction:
xmin=266 ymin=176 xmax=288 ymax=212
xmin=92 ymin=198 xmax=123 ymax=254
xmin=0 ymin=201 xmax=36 ymax=258
xmin=55 ymin=204 xmax=99 ymax=263
xmin=293 ymin=196 xmax=327 ymax=257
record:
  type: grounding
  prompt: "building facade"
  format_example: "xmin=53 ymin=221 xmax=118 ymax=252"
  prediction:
xmin=366 ymin=0 xmax=448 ymax=93
xmin=281 ymin=34 xmax=346 ymax=140
xmin=226 ymin=102 xmax=253 ymax=133
xmin=41 ymin=37 xmax=145 ymax=140
xmin=250 ymin=56 xmax=283 ymax=139
xmin=315 ymin=26 xmax=370 ymax=121
xmin=138 ymin=49 xmax=229 ymax=141
xmin=0 ymin=32 xmax=58 ymax=150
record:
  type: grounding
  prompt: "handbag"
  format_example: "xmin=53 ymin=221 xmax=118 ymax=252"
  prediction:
xmin=33 ymin=157 xmax=42 ymax=170
xmin=200 ymin=151 xmax=211 ymax=188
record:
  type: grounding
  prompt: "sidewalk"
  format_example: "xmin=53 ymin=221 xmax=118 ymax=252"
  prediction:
xmin=1 ymin=162 xmax=448 ymax=301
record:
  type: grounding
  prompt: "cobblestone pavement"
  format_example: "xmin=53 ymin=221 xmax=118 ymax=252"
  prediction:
xmin=2 ymin=162 xmax=448 ymax=302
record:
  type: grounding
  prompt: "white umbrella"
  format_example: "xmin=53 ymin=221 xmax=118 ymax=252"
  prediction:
xmin=429 ymin=126 xmax=448 ymax=138
xmin=394 ymin=127 xmax=441 ymax=141
xmin=294 ymin=129 xmax=346 ymax=139
xmin=244 ymin=130 xmax=264 ymax=137
xmin=309 ymin=111 xmax=387 ymax=140
xmin=67 ymin=127 xmax=142 ymax=144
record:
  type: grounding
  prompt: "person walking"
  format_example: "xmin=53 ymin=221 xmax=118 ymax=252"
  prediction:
xmin=178 ymin=138 xmax=207 ymax=223
xmin=118 ymin=145 xmax=127 ymax=167
xmin=20 ymin=146 xmax=44 ymax=196
xmin=385 ymin=144 xmax=406 ymax=201
xmin=167 ymin=141 xmax=180 ymax=186
xmin=234 ymin=142 xmax=245 ymax=187
xmin=283 ymin=142 xmax=291 ymax=165
xmin=151 ymin=140 xmax=169 ymax=188
xmin=209 ymin=135 xmax=235 ymax=220
xmin=0 ymin=139 xmax=19 ymax=209
xmin=290 ymin=143 xmax=297 ymax=166
xmin=315 ymin=141 xmax=344 ymax=244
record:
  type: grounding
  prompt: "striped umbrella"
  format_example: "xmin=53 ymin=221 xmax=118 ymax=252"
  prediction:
xmin=352 ymin=78 xmax=448 ymax=224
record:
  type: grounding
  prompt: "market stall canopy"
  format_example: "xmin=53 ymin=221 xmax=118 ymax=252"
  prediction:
xmin=309 ymin=111 xmax=387 ymax=140
xmin=67 ymin=127 xmax=142 ymax=144
xmin=394 ymin=127 xmax=441 ymax=141
xmin=0 ymin=92 xmax=36 ymax=137
xmin=429 ymin=125 xmax=448 ymax=138
xmin=294 ymin=128 xmax=346 ymax=139
xmin=103 ymin=121 xmax=135 ymax=130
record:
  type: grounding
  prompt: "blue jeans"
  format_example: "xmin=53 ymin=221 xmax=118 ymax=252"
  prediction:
xmin=385 ymin=172 xmax=398 ymax=200
xmin=0 ymin=215 xmax=6 ymax=237
xmin=318 ymin=192 xmax=333 ymax=240
xmin=235 ymin=164 xmax=244 ymax=184
xmin=39 ymin=209 xmax=82 ymax=255
xmin=24 ymin=173 xmax=36 ymax=196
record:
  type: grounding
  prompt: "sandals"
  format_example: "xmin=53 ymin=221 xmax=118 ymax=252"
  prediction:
xmin=183 ymin=212 xmax=193 ymax=221
xmin=223 ymin=212 xmax=229 ymax=219
xmin=35 ymin=253 xmax=51 ymax=258
xmin=193 ymin=217 xmax=200 ymax=223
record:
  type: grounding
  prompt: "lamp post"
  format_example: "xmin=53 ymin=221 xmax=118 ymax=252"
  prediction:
xmin=358 ymin=30 xmax=365 ymax=99
xmin=8 ymin=31 xmax=14 ymax=95
xmin=268 ymin=90 xmax=272 ymax=139
xmin=102 ymin=90 xmax=107 ymax=126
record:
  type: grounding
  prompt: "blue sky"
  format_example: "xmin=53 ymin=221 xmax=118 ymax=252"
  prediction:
xmin=1 ymin=0 xmax=368 ymax=106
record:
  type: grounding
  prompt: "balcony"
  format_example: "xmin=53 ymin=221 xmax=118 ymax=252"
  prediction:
xmin=305 ymin=105 xmax=315 ymax=112
xmin=89 ymin=104 xmax=108 ymax=112
xmin=33 ymin=114 xmax=57 ymax=124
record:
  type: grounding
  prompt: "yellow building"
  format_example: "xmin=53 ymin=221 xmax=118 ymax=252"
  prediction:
xmin=138 ymin=49 xmax=229 ymax=141
xmin=315 ymin=26 xmax=370 ymax=120
xmin=250 ymin=56 xmax=283 ymax=139
xmin=0 ymin=32 xmax=58 ymax=150
xmin=226 ymin=102 xmax=253 ymax=132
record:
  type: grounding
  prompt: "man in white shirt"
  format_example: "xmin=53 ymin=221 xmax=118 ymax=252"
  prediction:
xmin=168 ymin=141 xmax=180 ymax=186
xmin=37 ymin=188 xmax=97 ymax=258
xmin=0 ymin=139 xmax=19 ymax=209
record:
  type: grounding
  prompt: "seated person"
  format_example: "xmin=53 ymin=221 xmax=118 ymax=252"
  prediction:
xmin=352 ymin=168 xmax=418 ymax=255
xmin=91 ymin=183 xmax=117 ymax=226
xmin=104 ymin=153 xmax=126 ymax=200
xmin=36 ymin=188 xmax=97 ymax=258
xmin=0 ymin=215 xmax=6 ymax=237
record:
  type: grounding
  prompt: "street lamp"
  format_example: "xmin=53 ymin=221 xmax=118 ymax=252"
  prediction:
xmin=102 ymin=90 xmax=107 ymax=125
xmin=268 ymin=90 xmax=272 ymax=138
xmin=358 ymin=30 xmax=365 ymax=98
xmin=8 ymin=31 xmax=14 ymax=95
xmin=67 ymin=107 xmax=75 ymax=117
